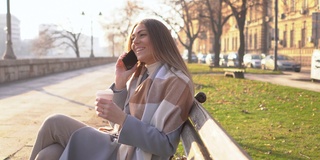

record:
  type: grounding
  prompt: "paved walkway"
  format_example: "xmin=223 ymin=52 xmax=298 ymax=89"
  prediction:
xmin=0 ymin=64 xmax=318 ymax=159
xmin=0 ymin=63 xmax=116 ymax=160
xmin=245 ymin=67 xmax=320 ymax=92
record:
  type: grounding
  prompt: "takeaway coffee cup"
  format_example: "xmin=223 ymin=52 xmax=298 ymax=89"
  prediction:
xmin=96 ymin=89 xmax=114 ymax=100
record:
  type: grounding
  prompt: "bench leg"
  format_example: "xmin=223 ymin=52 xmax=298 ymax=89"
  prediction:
xmin=224 ymin=72 xmax=234 ymax=78
xmin=234 ymin=72 xmax=244 ymax=78
xmin=224 ymin=72 xmax=244 ymax=78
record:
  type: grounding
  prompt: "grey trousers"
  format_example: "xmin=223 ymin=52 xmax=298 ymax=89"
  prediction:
xmin=29 ymin=114 xmax=87 ymax=160
xmin=59 ymin=126 xmax=119 ymax=160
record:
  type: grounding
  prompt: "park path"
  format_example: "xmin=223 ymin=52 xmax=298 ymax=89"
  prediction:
xmin=245 ymin=67 xmax=320 ymax=92
xmin=0 ymin=63 xmax=116 ymax=160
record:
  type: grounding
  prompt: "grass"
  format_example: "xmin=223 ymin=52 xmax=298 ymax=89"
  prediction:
xmin=175 ymin=64 xmax=320 ymax=159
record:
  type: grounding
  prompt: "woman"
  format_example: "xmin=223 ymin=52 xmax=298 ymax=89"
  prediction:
xmin=30 ymin=18 xmax=195 ymax=160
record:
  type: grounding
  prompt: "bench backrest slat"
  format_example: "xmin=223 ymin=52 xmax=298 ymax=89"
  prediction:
xmin=181 ymin=120 xmax=212 ymax=160
xmin=181 ymin=101 xmax=252 ymax=160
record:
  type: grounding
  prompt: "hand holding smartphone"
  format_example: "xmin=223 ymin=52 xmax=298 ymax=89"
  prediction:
xmin=122 ymin=50 xmax=138 ymax=70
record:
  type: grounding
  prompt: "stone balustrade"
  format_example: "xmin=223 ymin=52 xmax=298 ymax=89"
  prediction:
xmin=0 ymin=57 xmax=117 ymax=84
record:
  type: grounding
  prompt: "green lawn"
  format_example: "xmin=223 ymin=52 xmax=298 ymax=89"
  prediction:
xmin=175 ymin=64 xmax=320 ymax=159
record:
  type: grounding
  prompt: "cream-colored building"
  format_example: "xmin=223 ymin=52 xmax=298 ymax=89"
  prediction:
xmin=221 ymin=0 xmax=320 ymax=67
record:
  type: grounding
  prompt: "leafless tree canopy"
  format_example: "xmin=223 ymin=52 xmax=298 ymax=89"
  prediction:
xmin=155 ymin=0 xmax=203 ymax=63
xmin=31 ymin=29 xmax=55 ymax=57
xmin=31 ymin=22 xmax=88 ymax=58
xmin=52 ymin=30 xmax=83 ymax=58
xmin=101 ymin=0 xmax=143 ymax=56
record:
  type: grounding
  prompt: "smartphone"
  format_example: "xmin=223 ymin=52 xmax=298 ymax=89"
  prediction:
xmin=122 ymin=50 xmax=138 ymax=70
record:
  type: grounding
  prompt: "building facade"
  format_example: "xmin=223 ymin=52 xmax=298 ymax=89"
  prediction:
xmin=221 ymin=0 xmax=320 ymax=67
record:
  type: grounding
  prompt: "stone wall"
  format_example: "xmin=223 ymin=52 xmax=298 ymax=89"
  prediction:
xmin=0 ymin=57 xmax=117 ymax=84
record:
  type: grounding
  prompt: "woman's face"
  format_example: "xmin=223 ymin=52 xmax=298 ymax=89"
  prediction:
xmin=131 ymin=24 xmax=156 ymax=65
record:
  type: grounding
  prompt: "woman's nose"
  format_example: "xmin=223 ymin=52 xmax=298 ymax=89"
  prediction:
xmin=132 ymin=37 xmax=140 ymax=44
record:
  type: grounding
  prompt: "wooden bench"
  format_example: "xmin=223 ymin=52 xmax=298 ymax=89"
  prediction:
xmin=180 ymin=92 xmax=251 ymax=160
xmin=223 ymin=68 xmax=245 ymax=79
xmin=208 ymin=65 xmax=215 ymax=70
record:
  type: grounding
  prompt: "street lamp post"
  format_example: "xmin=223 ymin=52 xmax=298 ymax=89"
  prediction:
xmin=81 ymin=11 xmax=102 ymax=58
xmin=2 ymin=0 xmax=16 ymax=60
xmin=90 ymin=19 xmax=94 ymax=58
xmin=274 ymin=0 xmax=278 ymax=71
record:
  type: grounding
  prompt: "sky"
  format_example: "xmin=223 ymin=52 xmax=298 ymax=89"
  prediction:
xmin=0 ymin=0 xmax=159 ymax=40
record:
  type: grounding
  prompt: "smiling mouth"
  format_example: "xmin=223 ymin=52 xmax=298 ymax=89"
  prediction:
xmin=136 ymin=47 xmax=145 ymax=52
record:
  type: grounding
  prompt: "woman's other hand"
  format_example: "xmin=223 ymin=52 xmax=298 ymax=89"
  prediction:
xmin=95 ymin=98 xmax=127 ymax=126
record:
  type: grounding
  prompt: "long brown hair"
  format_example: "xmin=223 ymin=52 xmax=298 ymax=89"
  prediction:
xmin=126 ymin=19 xmax=193 ymax=81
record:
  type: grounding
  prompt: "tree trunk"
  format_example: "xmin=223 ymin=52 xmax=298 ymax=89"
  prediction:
xmin=238 ymin=25 xmax=245 ymax=67
xmin=187 ymin=41 xmax=194 ymax=63
xmin=213 ymin=33 xmax=221 ymax=66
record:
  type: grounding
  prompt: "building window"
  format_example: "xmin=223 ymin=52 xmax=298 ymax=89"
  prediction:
xmin=249 ymin=7 xmax=252 ymax=21
xmin=210 ymin=36 xmax=214 ymax=43
xmin=254 ymin=32 xmax=257 ymax=49
xmin=224 ymin=38 xmax=226 ymax=51
xmin=227 ymin=38 xmax=229 ymax=51
xmin=301 ymin=28 xmax=305 ymax=47
xmin=302 ymin=0 xmax=307 ymax=9
xmin=232 ymin=37 xmax=234 ymax=50
xmin=269 ymin=32 xmax=273 ymax=48
xmin=283 ymin=31 xmax=287 ymax=47
xmin=235 ymin=37 xmax=238 ymax=50
xmin=283 ymin=24 xmax=287 ymax=47
xmin=301 ymin=21 xmax=306 ymax=47
xmin=290 ymin=0 xmax=295 ymax=12
xmin=290 ymin=30 xmax=294 ymax=47
xmin=249 ymin=34 xmax=252 ymax=49
xmin=290 ymin=23 xmax=295 ymax=47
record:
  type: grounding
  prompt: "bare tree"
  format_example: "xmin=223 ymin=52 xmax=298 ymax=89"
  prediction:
xmin=52 ymin=30 xmax=83 ymax=58
xmin=106 ymin=32 xmax=123 ymax=57
xmin=101 ymin=0 xmax=143 ymax=56
xmin=223 ymin=0 xmax=262 ymax=66
xmin=154 ymin=0 xmax=203 ymax=63
xmin=31 ymin=29 xmax=55 ymax=57
xmin=201 ymin=0 xmax=233 ymax=66
xmin=33 ymin=22 xmax=87 ymax=58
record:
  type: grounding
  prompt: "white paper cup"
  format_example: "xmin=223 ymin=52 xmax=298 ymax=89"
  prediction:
xmin=96 ymin=89 xmax=114 ymax=100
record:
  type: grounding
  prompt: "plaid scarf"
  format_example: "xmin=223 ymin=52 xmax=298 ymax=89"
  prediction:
xmin=118 ymin=63 xmax=194 ymax=160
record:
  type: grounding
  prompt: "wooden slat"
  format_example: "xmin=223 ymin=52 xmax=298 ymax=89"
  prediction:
xmin=223 ymin=68 xmax=245 ymax=72
xmin=180 ymin=120 xmax=212 ymax=160
xmin=182 ymin=101 xmax=252 ymax=160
